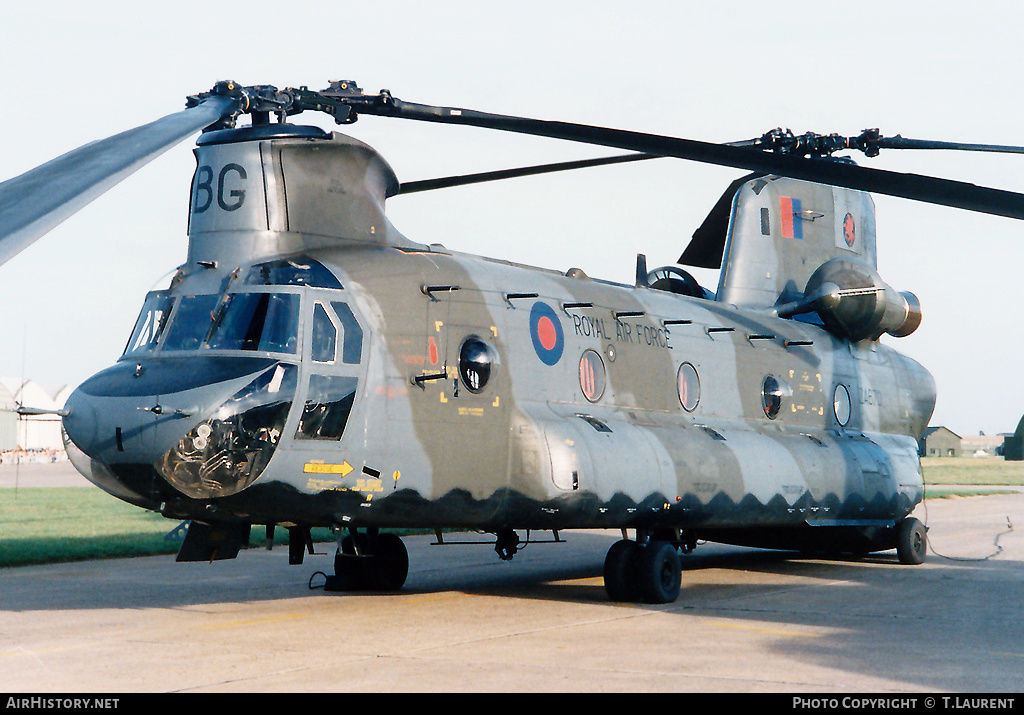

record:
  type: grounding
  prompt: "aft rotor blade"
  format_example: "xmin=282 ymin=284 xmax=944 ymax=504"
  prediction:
xmin=0 ymin=96 xmax=236 ymax=267
xmin=366 ymin=97 xmax=1024 ymax=220
xmin=398 ymin=153 xmax=659 ymax=194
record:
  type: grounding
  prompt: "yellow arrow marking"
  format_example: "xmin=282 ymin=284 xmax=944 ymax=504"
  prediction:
xmin=304 ymin=461 xmax=353 ymax=476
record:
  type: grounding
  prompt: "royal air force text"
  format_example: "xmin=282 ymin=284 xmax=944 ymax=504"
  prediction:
xmin=572 ymin=314 xmax=670 ymax=350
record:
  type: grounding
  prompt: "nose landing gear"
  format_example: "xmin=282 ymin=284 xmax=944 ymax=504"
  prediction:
xmin=324 ymin=528 xmax=409 ymax=592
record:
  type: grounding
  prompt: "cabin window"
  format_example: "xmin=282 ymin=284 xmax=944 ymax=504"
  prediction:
xmin=459 ymin=337 xmax=498 ymax=393
xmin=833 ymin=384 xmax=851 ymax=426
xmin=762 ymin=375 xmax=791 ymax=419
xmin=124 ymin=292 xmax=173 ymax=355
xmin=579 ymin=349 xmax=606 ymax=402
xmin=207 ymin=292 xmax=301 ymax=354
xmin=677 ymin=362 xmax=700 ymax=412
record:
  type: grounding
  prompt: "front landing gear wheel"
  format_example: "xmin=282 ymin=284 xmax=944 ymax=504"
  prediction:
xmin=326 ymin=531 xmax=409 ymax=592
xmin=366 ymin=533 xmax=409 ymax=591
xmin=896 ymin=517 xmax=928 ymax=565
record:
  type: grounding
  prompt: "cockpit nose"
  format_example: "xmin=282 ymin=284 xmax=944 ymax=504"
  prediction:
xmin=62 ymin=357 xmax=296 ymax=505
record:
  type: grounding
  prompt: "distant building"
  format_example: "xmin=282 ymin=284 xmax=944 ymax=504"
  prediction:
xmin=0 ymin=378 xmax=71 ymax=452
xmin=961 ymin=433 xmax=1007 ymax=457
xmin=919 ymin=426 xmax=961 ymax=458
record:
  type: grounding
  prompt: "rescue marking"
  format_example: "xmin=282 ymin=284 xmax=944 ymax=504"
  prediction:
xmin=306 ymin=478 xmax=346 ymax=490
xmin=355 ymin=478 xmax=383 ymax=493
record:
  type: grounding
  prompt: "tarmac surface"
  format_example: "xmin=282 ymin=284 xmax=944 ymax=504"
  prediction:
xmin=2 ymin=463 xmax=1023 ymax=693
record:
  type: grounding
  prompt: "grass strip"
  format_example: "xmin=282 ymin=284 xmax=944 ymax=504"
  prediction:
xmin=2 ymin=456 xmax=1022 ymax=568
xmin=0 ymin=488 xmax=336 ymax=568
xmin=921 ymin=456 xmax=1024 ymax=486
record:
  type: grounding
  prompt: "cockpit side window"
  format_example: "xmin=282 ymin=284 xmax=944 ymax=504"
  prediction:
xmin=331 ymin=301 xmax=363 ymax=364
xmin=207 ymin=292 xmax=300 ymax=354
xmin=123 ymin=292 xmax=174 ymax=356
xmin=311 ymin=303 xmax=337 ymax=363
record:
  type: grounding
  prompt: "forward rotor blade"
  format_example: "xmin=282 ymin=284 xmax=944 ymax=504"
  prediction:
xmin=875 ymin=136 xmax=1024 ymax=154
xmin=398 ymin=153 xmax=658 ymax=194
xmin=0 ymin=96 xmax=236 ymax=267
xmin=366 ymin=97 xmax=1024 ymax=220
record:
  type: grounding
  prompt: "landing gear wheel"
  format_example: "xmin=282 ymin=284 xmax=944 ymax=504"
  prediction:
xmin=896 ymin=517 xmax=928 ymax=565
xmin=366 ymin=533 xmax=409 ymax=591
xmin=327 ymin=550 xmax=366 ymax=591
xmin=636 ymin=540 xmax=682 ymax=604
xmin=603 ymin=539 xmax=640 ymax=602
xmin=326 ymin=532 xmax=409 ymax=592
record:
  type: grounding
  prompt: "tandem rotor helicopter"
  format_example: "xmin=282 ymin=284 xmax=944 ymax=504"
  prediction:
xmin=3 ymin=79 xmax=1023 ymax=603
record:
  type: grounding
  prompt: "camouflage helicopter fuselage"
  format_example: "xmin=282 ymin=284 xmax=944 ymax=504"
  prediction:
xmin=62 ymin=124 xmax=936 ymax=567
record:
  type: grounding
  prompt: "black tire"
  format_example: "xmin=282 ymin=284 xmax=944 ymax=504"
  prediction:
xmin=340 ymin=532 xmax=369 ymax=556
xmin=330 ymin=551 xmax=367 ymax=591
xmin=603 ymin=539 xmax=640 ymax=602
xmin=366 ymin=533 xmax=409 ymax=591
xmin=896 ymin=517 xmax=928 ymax=565
xmin=636 ymin=540 xmax=682 ymax=604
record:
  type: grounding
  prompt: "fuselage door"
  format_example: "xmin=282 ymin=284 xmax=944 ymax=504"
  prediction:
xmin=290 ymin=289 xmax=366 ymax=459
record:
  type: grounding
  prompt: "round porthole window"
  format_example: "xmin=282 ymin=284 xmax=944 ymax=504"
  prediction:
xmin=579 ymin=349 xmax=607 ymax=402
xmin=834 ymin=384 xmax=851 ymax=426
xmin=677 ymin=362 xmax=700 ymax=412
xmin=459 ymin=337 xmax=498 ymax=393
xmin=762 ymin=375 xmax=791 ymax=419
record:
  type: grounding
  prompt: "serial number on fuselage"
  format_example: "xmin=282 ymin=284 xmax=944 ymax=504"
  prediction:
xmin=858 ymin=387 xmax=883 ymax=406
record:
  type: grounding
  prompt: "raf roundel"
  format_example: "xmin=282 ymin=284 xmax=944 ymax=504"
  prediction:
xmin=843 ymin=212 xmax=856 ymax=247
xmin=529 ymin=301 xmax=564 ymax=366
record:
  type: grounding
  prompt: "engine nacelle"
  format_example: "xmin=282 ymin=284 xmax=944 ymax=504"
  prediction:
xmin=803 ymin=258 xmax=922 ymax=342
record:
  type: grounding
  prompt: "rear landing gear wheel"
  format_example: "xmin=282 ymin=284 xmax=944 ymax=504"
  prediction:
xmin=896 ymin=517 xmax=928 ymax=565
xmin=636 ymin=540 xmax=682 ymax=604
xmin=603 ymin=538 xmax=682 ymax=604
xmin=603 ymin=539 xmax=640 ymax=602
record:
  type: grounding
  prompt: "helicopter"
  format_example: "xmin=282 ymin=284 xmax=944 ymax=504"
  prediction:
xmin=3 ymin=80 xmax=1024 ymax=604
